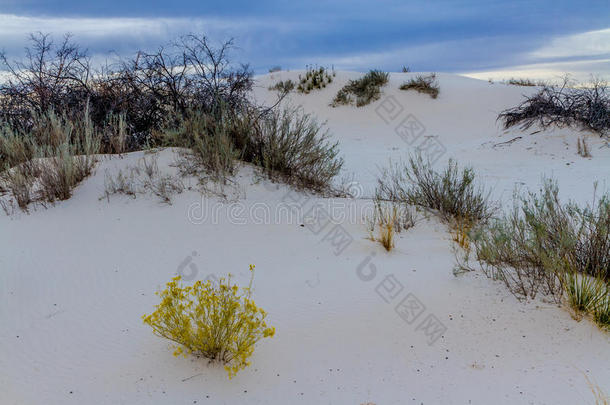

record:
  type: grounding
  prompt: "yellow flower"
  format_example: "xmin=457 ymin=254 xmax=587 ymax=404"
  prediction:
xmin=142 ymin=263 xmax=275 ymax=378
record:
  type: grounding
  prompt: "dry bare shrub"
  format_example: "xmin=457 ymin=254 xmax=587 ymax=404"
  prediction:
xmin=400 ymin=74 xmax=440 ymax=98
xmin=506 ymin=78 xmax=538 ymax=87
xmin=102 ymin=155 xmax=184 ymax=204
xmin=103 ymin=169 xmax=137 ymax=200
xmin=1 ymin=32 xmax=254 ymax=151
xmin=499 ymin=77 xmax=610 ymax=137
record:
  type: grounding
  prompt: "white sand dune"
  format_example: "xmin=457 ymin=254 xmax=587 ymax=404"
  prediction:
xmin=1 ymin=72 xmax=608 ymax=404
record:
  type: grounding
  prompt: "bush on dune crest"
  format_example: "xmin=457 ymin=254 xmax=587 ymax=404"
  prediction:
xmin=400 ymin=73 xmax=440 ymax=99
xmin=296 ymin=65 xmax=335 ymax=94
xmin=332 ymin=70 xmax=389 ymax=107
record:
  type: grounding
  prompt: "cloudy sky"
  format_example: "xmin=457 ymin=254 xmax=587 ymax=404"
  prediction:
xmin=1 ymin=0 xmax=609 ymax=81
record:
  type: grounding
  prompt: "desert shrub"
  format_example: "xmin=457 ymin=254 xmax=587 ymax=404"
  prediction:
xmin=296 ymin=65 xmax=334 ymax=94
xmin=470 ymin=179 xmax=610 ymax=301
xmin=0 ymin=33 xmax=254 ymax=150
xmin=0 ymin=107 xmax=99 ymax=211
xmin=376 ymin=156 xmax=493 ymax=225
xmin=268 ymin=80 xmax=295 ymax=93
xmin=498 ymin=78 xmax=610 ymax=136
xmin=154 ymin=104 xmax=344 ymax=193
xmin=250 ymin=107 xmax=344 ymax=193
xmin=332 ymin=70 xmax=389 ymax=107
xmin=142 ymin=264 xmax=275 ymax=378
xmin=506 ymin=78 xmax=537 ymax=87
xmin=400 ymin=74 xmax=440 ymax=99
xmin=155 ymin=109 xmax=238 ymax=182
xmin=0 ymin=165 xmax=35 ymax=211
xmin=2 ymin=33 xmax=344 ymax=198
xmin=38 ymin=144 xmax=97 ymax=203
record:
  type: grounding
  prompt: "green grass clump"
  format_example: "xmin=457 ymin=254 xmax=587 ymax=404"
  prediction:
xmin=332 ymin=70 xmax=389 ymax=107
xmin=296 ymin=66 xmax=334 ymax=94
xmin=563 ymin=272 xmax=607 ymax=315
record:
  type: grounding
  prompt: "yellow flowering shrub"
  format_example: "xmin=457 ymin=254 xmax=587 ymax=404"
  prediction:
xmin=142 ymin=264 xmax=275 ymax=378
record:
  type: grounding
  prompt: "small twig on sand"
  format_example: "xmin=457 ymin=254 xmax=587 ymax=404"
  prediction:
xmin=493 ymin=136 xmax=522 ymax=148
xmin=181 ymin=373 xmax=203 ymax=382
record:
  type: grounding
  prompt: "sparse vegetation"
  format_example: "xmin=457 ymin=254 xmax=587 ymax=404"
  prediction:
xmin=365 ymin=199 xmax=415 ymax=251
xmin=332 ymin=70 xmax=389 ymax=107
xmin=378 ymin=223 xmax=395 ymax=251
xmin=252 ymin=107 xmax=344 ymax=193
xmin=102 ymin=155 xmax=184 ymax=204
xmin=452 ymin=216 xmax=473 ymax=252
xmin=0 ymin=33 xmax=254 ymax=149
xmin=0 ymin=108 xmax=100 ymax=211
xmin=468 ymin=179 xmax=609 ymax=327
xmin=142 ymin=265 xmax=275 ymax=378
xmin=400 ymin=73 xmax=440 ymax=99
xmin=506 ymin=78 xmax=538 ymax=87
xmin=499 ymin=77 xmax=610 ymax=137
xmin=376 ymin=156 xmax=493 ymax=225
xmin=0 ymin=33 xmax=346 ymax=213
xmin=268 ymin=80 xmax=295 ymax=93
xmin=296 ymin=66 xmax=334 ymax=94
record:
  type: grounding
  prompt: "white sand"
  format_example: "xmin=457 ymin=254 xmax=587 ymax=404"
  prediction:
xmin=1 ymin=72 xmax=608 ymax=404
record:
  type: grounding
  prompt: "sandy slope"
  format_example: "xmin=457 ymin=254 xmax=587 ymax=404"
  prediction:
xmin=1 ymin=72 xmax=608 ymax=405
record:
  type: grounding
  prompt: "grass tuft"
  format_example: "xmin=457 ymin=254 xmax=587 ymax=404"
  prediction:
xmin=400 ymin=74 xmax=440 ymax=98
xmin=376 ymin=155 xmax=493 ymax=225
xmin=332 ymin=70 xmax=389 ymax=107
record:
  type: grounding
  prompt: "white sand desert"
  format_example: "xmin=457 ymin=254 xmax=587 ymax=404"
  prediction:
xmin=1 ymin=71 xmax=609 ymax=404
